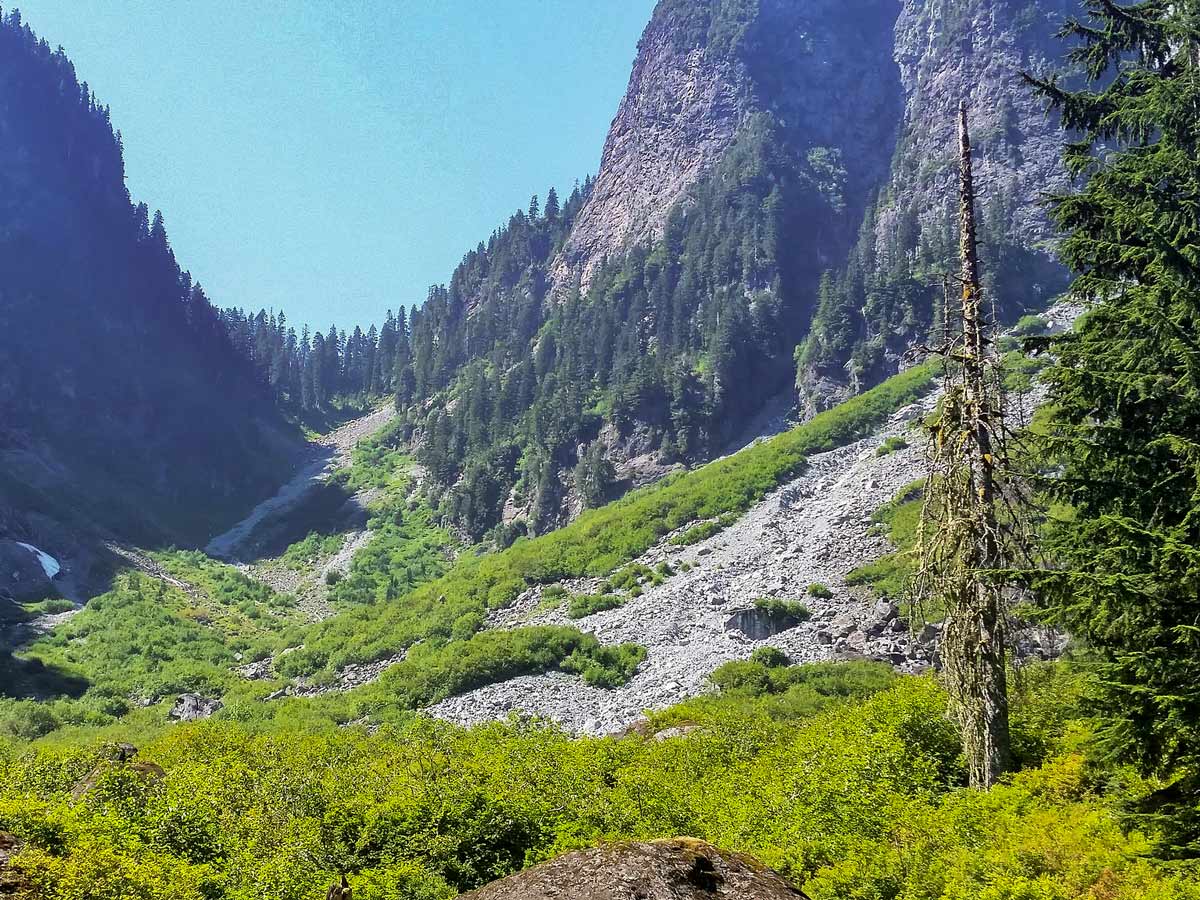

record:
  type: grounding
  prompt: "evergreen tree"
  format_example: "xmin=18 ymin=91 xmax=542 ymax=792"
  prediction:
xmin=1026 ymin=0 xmax=1200 ymax=850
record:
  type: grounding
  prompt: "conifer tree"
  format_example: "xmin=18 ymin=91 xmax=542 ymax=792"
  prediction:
xmin=1025 ymin=0 xmax=1200 ymax=848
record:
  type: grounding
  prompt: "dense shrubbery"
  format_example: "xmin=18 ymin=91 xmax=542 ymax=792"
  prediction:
xmin=753 ymin=598 xmax=811 ymax=625
xmin=1 ymin=665 xmax=1193 ymax=899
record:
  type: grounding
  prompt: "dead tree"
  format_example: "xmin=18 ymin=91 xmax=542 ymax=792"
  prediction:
xmin=913 ymin=101 xmax=1016 ymax=788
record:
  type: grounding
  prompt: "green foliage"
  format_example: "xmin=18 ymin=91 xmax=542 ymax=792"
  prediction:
xmin=567 ymin=593 xmax=626 ymax=620
xmin=561 ymin=642 xmax=647 ymax=688
xmin=875 ymin=435 xmax=908 ymax=457
xmin=1026 ymin=0 xmax=1200 ymax=851
xmin=749 ymin=646 xmax=790 ymax=668
xmin=1012 ymin=313 xmax=1050 ymax=336
xmin=3 ymin=672 xmax=1185 ymax=898
xmin=846 ymin=479 xmax=925 ymax=602
xmin=669 ymin=515 xmax=736 ymax=546
xmin=284 ymin=363 xmax=936 ymax=693
xmin=753 ymin=598 xmax=811 ymax=625
xmin=282 ymin=531 xmax=345 ymax=569
xmin=356 ymin=628 xmax=645 ymax=711
xmin=807 ymin=583 xmax=834 ymax=599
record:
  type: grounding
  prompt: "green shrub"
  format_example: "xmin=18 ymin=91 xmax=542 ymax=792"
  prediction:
xmin=846 ymin=480 xmax=925 ymax=603
xmin=669 ymin=520 xmax=723 ymax=546
xmin=875 ymin=435 xmax=909 ymax=457
xmin=749 ymin=646 xmax=790 ymax=668
xmin=807 ymin=583 xmax=834 ymax=599
xmin=753 ymin=597 xmax=811 ymax=624
xmin=567 ymin=593 xmax=626 ymax=619
xmin=560 ymin=643 xmax=647 ymax=688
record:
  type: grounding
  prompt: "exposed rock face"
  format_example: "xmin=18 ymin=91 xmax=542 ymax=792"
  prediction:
xmin=553 ymin=0 xmax=904 ymax=294
xmin=888 ymin=0 xmax=1071 ymax=252
xmin=170 ymin=693 xmax=223 ymax=722
xmin=551 ymin=14 xmax=753 ymax=292
xmin=797 ymin=0 xmax=1075 ymax=410
xmin=461 ymin=839 xmax=804 ymax=900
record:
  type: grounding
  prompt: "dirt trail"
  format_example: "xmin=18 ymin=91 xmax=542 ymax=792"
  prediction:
xmin=205 ymin=406 xmax=396 ymax=562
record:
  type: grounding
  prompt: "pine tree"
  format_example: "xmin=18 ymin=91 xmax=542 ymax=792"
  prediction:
xmin=1025 ymin=0 xmax=1200 ymax=850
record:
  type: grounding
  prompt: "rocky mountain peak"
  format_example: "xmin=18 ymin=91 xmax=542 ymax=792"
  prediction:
xmin=551 ymin=7 xmax=755 ymax=294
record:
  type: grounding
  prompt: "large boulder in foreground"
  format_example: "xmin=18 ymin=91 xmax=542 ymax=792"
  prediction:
xmin=461 ymin=838 xmax=804 ymax=900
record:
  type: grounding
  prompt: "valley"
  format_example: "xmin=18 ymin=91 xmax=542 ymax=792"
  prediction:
xmin=2 ymin=0 xmax=1200 ymax=897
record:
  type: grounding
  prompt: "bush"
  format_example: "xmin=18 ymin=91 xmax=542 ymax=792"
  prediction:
xmin=567 ymin=593 xmax=626 ymax=619
xmin=753 ymin=597 xmax=811 ymax=625
xmin=807 ymin=583 xmax=834 ymax=599
xmin=750 ymin=646 xmax=790 ymax=668
xmin=560 ymin=642 xmax=647 ymax=688
xmin=875 ymin=435 xmax=908 ymax=457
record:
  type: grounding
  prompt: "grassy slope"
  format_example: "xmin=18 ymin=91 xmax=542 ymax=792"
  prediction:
xmin=2 ymin=362 xmax=937 ymax=739
xmin=260 ymin=361 xmax=937 ymax=725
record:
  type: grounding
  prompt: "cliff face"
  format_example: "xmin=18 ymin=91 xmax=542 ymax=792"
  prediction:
xmin=551 ymin=14 xmax=754 ymax=293
xmin=554 ymin=0 xmax=903 ymax=295
xmin=797 ymin=0 xmax=1074 ymax=409
xmin=555 ymin=0 xmax=1073 ymax=411
xmin=889 ymin=0 xmax=1069 ymax=250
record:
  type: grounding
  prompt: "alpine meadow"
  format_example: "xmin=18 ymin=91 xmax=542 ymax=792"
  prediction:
xmin=3 ymin=1 xmax=1200 ymax=897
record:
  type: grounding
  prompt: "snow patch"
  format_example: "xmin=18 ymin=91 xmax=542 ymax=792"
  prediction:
xmin=16 ymin=542 xmax=60 ymax=579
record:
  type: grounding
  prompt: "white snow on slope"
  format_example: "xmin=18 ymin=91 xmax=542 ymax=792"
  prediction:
xmin=17 ymin=542 xmax=60 ymax=579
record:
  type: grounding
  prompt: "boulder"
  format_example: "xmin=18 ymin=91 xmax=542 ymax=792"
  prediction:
xmin=169 ymin=693 xmax=223 ymax=722
xmin=460 ymin=838 xmax=805 ymax=900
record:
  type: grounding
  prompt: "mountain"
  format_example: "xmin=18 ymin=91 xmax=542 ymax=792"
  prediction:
xmin=390 ymin=0 xmax=1073 ymax=545
xmin=797 ymin=0 xmax=1073 ymax=410
xmin=0 ymin=9 xmax=299 ymax=557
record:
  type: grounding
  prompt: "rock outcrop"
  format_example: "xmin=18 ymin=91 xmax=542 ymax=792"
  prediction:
xmin=461 ymin=839 xmax=804 ymax=900
xmin=0 ymin=540 xmax=56 ymax=604
xmin=552 ymin=0 xmax=903 ymax=294
xmin=169 ymin=693 xmax=223 ymax=722
xmin=0 ymin=831 xmax=29 ymax=897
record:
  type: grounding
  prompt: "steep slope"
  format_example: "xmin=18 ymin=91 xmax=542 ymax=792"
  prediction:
xmin=552 ymin=0 xmax=902 ymax=293
xmin=0 ymin=10 xmax=300 ymax=558
xmin=390 ymin=0 xmax=1074 ymax=547
xmin=798 ymin=0 xmax=1073 ymax=408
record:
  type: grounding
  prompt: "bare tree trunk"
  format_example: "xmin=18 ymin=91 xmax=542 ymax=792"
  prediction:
xmin=942 ymin=100 xmax=1012 ymax=789
xmin=915 ymin=103 xmax=1014 ymax=789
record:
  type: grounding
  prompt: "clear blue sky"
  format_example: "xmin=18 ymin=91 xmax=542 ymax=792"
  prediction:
xmin=12 ymin=1 xmax=655 ymax=328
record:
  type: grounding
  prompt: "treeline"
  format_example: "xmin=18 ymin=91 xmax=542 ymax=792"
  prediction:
xmin=221 ymin=307 xmax=411 ymax=413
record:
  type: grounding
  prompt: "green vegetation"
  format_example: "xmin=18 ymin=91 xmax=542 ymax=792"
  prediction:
xmin=567 ymin=593 xmax=626 ymax=619
xmin=2 ymin=664 xmax=1194 ymax=898
xmin=846 ymin=479 xmax=924 ymax=603
xmin=1026 ymin=2 xmax=1200 ymax=851
xmin=277 ymin=362 xmax=936 ymax=690
xmin=0 ymin=553 xmax=305 ymax=741
xmin=753 ymin=598 xmax=811 ymax=626
xmin=282 ymin=531 xmax=345 ymax=570
xmin=323 ymin=425 xmax=456 ymax=609
xmin=807 ymin=582 xmax=833 ymax=599
xmin=874 ymin=435 xmax=908 ymax=457
xmin=669 ymin=514 xmax=737 ymax=546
